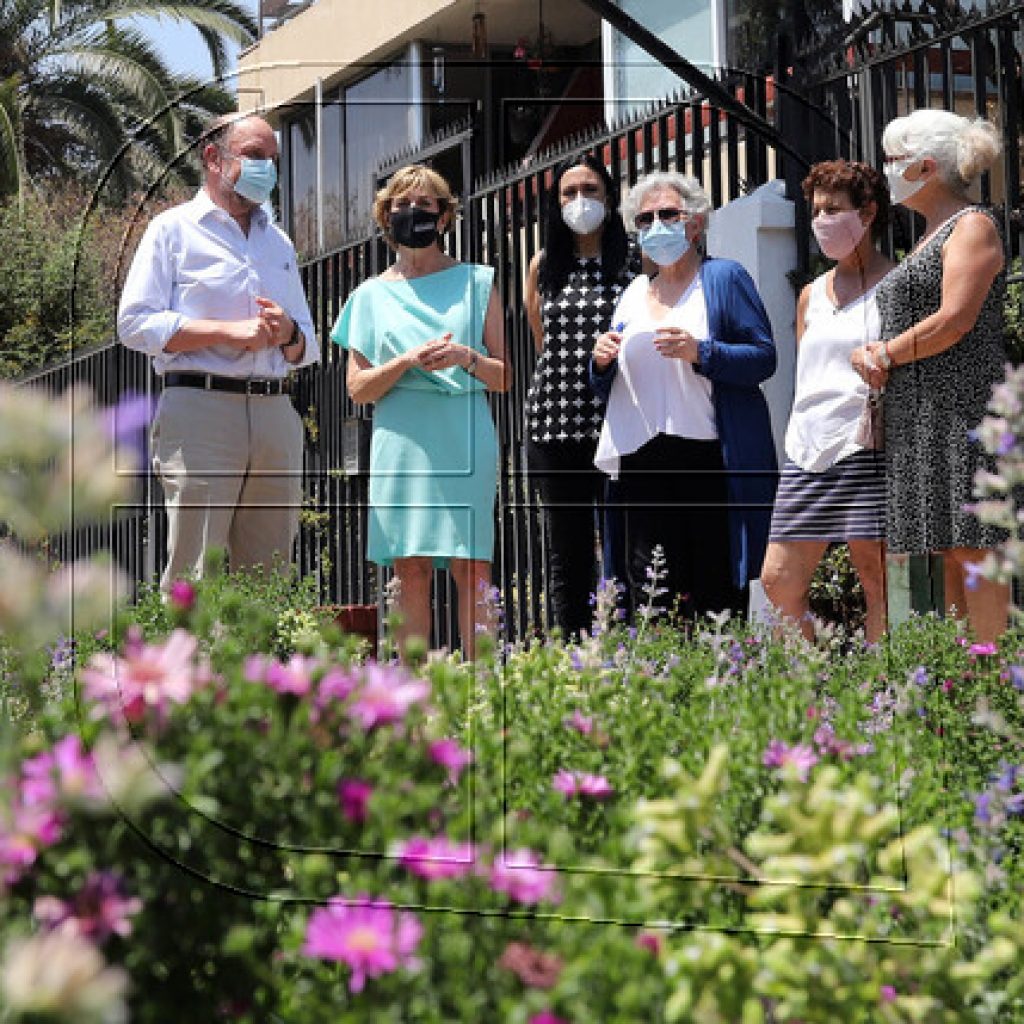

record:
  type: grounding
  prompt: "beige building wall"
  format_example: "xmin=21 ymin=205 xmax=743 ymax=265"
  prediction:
xmin=237 ymin=0 xmax=456 ymax=113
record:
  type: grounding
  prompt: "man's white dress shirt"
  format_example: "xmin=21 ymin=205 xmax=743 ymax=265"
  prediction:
xmin=117 ymin=189 xmax=318 ymax=377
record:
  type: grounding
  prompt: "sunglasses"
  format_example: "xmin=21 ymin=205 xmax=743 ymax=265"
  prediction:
xmin=634 ymin=208 xmax=688 ymax=229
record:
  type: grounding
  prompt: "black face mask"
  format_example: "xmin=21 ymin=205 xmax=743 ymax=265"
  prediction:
xmin=389 ymin=207 xmax=441 ymax=249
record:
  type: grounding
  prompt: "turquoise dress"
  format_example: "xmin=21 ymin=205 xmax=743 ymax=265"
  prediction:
xmin=330 ymin=263 xmax=497 ymax=568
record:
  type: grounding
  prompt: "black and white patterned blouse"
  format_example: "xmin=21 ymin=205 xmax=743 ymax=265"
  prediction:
xmin=525 ymin=255 xmax=633 ymax=443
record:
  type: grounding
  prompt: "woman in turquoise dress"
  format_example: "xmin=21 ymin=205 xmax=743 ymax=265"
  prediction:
xmin=330 ymin=165 xmax=508 ymax=656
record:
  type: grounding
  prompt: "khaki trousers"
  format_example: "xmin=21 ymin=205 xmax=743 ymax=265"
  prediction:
xmin=151 ymin=387 xmax=304 ymax=590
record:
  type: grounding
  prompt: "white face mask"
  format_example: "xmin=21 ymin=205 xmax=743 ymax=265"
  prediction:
xmin=561 ymin=196 xmax=606 ymax=235
xmin=885 ymin=158 xmax=929 ymax=206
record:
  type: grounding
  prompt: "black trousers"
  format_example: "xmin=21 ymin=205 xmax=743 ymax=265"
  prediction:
xmin=527 ymin=438 xmax=605 ymax=638
xmin=614 ymin=433 xmax=746 ymax=621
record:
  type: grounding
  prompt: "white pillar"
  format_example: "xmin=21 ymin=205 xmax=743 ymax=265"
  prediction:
xmin=706 ymin=179 xmax=797 ymax=467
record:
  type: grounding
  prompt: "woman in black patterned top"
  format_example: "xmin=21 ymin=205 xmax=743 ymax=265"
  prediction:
xmin=524 ymin=155 xmax=633 ymax=637
xmin=851 ymin=109 xmax=1007 ymax=644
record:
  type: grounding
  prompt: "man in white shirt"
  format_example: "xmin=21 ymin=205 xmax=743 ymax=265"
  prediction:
xmin=118 ymin=113 xmax=319 ymax=590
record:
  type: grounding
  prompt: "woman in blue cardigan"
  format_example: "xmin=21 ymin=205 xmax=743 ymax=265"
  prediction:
xmin=590 ymin=171 xmax=778 ymax=620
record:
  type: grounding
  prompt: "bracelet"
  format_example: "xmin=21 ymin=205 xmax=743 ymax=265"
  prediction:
xmin=465 ymin=349 xmax=479 ymax=375
xmin=877 ymin=341 xmax=892 ymax=370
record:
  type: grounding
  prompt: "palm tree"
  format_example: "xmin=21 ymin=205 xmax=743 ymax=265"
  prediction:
xmin=0 ymin=0 xmax=257 ymax=201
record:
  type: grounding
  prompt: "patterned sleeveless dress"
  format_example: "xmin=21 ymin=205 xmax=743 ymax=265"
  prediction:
xmin=876 ymin=207 xmax=1007 ymax=553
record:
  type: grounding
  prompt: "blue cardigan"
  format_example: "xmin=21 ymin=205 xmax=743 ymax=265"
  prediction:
xmin=590 ymin=257 xmax=779 ymax=589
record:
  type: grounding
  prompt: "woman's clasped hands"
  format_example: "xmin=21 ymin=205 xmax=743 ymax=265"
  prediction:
xmin=653 ymin=325 xmax=700 ymax=362
xmin=407 ymin=332 xmax=473 ymax=373
xmin=850 ymin=341 xmax=890 ymax=390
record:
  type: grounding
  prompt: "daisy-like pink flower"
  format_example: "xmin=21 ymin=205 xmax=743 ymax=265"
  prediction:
xmin=762 ymin=740 xmax=818 ymax=782
xmin=301 ymin=894 xmax=423 ymax=993
xmin=81 ymin=627 xmax=210 ymax=727
xmin=529 ymin=1013 xmax=570 ymax=1024
xmin=0 ymin=801 xmax=64 ymax=881
xmin=635 ymin=931 xmax=663 ymax=956
xmin=396 ymin=836 xmax=477 ymax=880
xmin=563 ymin=710 xmax=594 ymax=735
xmin=880 ymin=984 xmax=897 ymax=1003
xmin=346 ymin=665 xmax=430 ymax=730
xmin=20 ymin=736 xmax=103 ymax=808
xmin=969 ymin=642 xmax=998 ymax=657
xmin=490 ymin=849 xmax=560 ymax=905
xmin=317 ymin=667 xmax=360 ymax=705
xmin=337 ymin=779 xmax=373 ymax=824
xmin=168 ymin=579 xmax=196 ymax=612
xmin=428 ymin=739 xmax=473 ymax=784
xmin=264 ymin=654 xmax=317 ymax=697
xmin=33 ymin=871 xmax=142 ymax=943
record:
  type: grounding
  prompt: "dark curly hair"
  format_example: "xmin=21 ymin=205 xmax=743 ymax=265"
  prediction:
xmin=801 ymin=159 xmax=890 ymax=241
xmin=537 ymin=154 xmax=630 ymax=297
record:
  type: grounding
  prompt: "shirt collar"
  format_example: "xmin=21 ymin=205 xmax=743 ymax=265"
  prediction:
xmin=190 ymin=187 xmax=268 ymax=229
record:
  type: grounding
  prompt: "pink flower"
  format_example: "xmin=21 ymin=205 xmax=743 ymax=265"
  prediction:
xmin=564 ymin=710 xmax=594 ymax=735
xmin=552 ymin=771 xmax=614 ymax=800
xmin=813 ymin=724 xmax=873 ymax=761
xmin=168 ymin=579 xmax=196 ymax=612
xmin=552 ymin=770 xmax=579 ymax=797
xmin=20 ymin=736 xmax=103 ymax=808
xmin=428 ymin=739 xmax=473 ymax=784
xmin=347 ymin=665 xmax=430 ymax=730
xmin=243 ymin=655 xmax=269 ymax=683
xmin=969 ymin=642 xmax=998 ymax=657
xmin=33 ymin=871 xmax=142 ymax=943
xmin=301 ymin=894 xmax=423 ymax=993
xmin=635 ymin=931 xmax=663 ymax=956
xmin=880 ymin=984 xmax=897 ymax=1003
xmin=265 ymin=655 xmax=316 ymax=697
xmin=763 ymin=740 xmax=819 ymax=782
xmin=337 ymin=779 xmax=373 ymax=824
xmin=396 ymin=836 xmax=477 ymax=880
xmin=490 ymin=849 xmax=560 ymax=905
xmin=0 ymin=801 xmax=64 ymax=881
xmin=529 ymin=1013 xmax=569 ymax=1024
xmin=577 ymin=773 xmax=614 ymax=799
xmin=81 ymin=627 xmax=210 ymax=727
xmin=317 ymin=667 xmax=360 ymax=704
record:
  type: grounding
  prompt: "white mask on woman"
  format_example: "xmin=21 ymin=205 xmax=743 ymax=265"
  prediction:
xmin=561 ymin=197 xmax=606 ymax=235
xmin=811 ymin=210 xmax=868 ymax=261
xmin=885 ymin=158 xmax=929 ymax=205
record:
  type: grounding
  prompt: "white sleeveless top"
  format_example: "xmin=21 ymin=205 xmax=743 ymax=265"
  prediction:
xmin=594 ymin=274 xmax=716 ymax=478
xmin=784 ymin=273 xmax=881 ymax=473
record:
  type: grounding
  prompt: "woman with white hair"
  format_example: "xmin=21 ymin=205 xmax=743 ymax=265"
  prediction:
xmin=591 ymin=171 xmax=778 ymax=620
xmin=851 ymin=109 xmax=1008 ymax=643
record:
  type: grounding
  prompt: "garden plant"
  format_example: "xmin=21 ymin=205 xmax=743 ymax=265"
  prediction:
xmin=1 ymin=381 xmax=1023 ymax=1022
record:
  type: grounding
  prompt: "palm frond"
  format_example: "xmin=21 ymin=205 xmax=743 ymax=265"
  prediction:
xmin=0 ymin=75 xmax=26 ymax=200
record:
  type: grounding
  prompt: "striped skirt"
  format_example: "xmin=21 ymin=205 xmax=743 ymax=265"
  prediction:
xmin=769 ymin=450 xmax=886 ymax=542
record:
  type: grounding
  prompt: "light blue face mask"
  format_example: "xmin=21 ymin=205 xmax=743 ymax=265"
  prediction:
xmin=639 ymin=219 xmax=691 ymax=267
xmin=223 ymin=151 xmax=277 ymax=205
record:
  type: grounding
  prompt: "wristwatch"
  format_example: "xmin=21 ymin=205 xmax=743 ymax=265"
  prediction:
xmin=280 ymin=320 xmax=301 ymax=352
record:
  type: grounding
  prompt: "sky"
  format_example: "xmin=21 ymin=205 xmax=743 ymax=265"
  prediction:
xmin=147 ymin=2 xmax=258 ymax=88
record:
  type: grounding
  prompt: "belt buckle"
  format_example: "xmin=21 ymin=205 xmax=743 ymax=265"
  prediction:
xmin=248 ymin=379 xmax=271 ymax=397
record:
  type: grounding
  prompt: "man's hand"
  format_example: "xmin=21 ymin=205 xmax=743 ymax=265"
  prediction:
xmin=255 ymin=296 xmax=293 ymax=347
xmin=232 ymin=316 xmax=275 ymax=352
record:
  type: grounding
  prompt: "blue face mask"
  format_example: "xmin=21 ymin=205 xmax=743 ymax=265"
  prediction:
xmin=226 ymin=153 xmax=277 ymax=205
xmin=639 ymin=219 xmax=691 ymax=267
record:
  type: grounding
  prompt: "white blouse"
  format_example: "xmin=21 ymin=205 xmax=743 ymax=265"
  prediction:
xmin=594 ymin=274 xmax=716 ymax=479
xmin=784 ymin=273 xmax=880 ymax=473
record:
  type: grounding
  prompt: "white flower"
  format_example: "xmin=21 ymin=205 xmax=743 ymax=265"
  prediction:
xmin=1 ymin=927 xmax=128 ymax=1024
xmin=88 ymin=733 xmax=183 ymax=816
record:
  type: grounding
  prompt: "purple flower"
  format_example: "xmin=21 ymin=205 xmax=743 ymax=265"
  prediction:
xmin=33 ymin=871 xmax=142 ymax=943
xmin=909 ymin=665 xmax=930 ymax=687
xmin=993 ymin=763 xmax=1020 ymax=793
xmin=569 ymin=650 xmax=584 ymax=672
xmin=1009 ymin=665 xmax=1024 ymax=692
xmin=396 ymin=836 xmax=477 ymax=880
xmin=301 ymin=894 xmax=423 ymax=993
xmin=529 ymin=1014 xmax=570 ymax=1024
xmin=264 ymin=655 xmax=316 ymax=697
xmin=428 ymin=739 xmax=473 ymax=784
xmin=337 ymin=779 xmax=373 ymax=824
xmin=974 ymin=791 xmax=992 ymax=825
xmin=20 ymin=736 xmax=102 ymax=807
xmin=490 ymin=849 xmax=560 ymax=905
xmin=964 ymin=561 xmax=986 ymax=592
xmin=880 ymin=984 xmax=897 ymax=1004
xmin=577 ymin=773 xmax=614 ymax=799
xmin=104 ymin=392 xmax=154 ymax=468
xmin=552 ymin=770 xmax=579 ymax=797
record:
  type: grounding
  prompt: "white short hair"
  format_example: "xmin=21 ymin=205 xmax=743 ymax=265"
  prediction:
xmin=624 ymin=171 xmax=713 ymax=230
xmin=881 ymin=109 xmax=1002 ymax=189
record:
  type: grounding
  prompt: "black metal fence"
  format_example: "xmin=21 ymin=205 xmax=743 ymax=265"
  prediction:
xmin=17 ymin=0 xmax=1024 ymax=644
